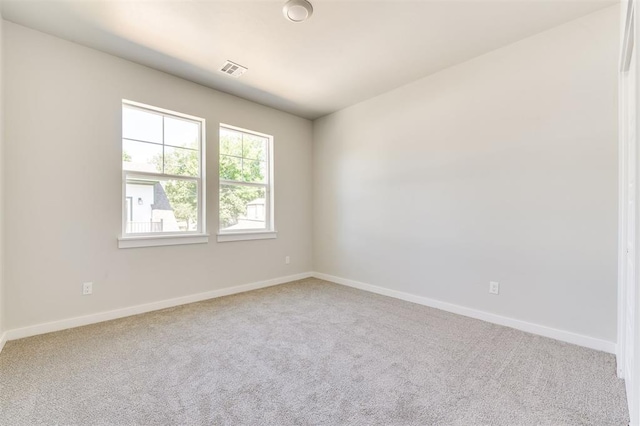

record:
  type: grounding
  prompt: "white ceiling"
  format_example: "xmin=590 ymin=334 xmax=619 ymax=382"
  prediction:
xmin=1 ymin=0 xmax=617 ymax=119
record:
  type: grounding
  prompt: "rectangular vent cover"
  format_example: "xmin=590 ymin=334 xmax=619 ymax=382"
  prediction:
xmin=220 ymin=60 xmax=247 ymax=78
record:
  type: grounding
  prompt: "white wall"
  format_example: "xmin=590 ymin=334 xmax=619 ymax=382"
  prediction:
xmin=0 ymin=13 xmax=4 ymax=340
xmin=313 ymin=6 xmax=619 ymax=342
xmin=3 ymin=22 xmax=313 ymax=330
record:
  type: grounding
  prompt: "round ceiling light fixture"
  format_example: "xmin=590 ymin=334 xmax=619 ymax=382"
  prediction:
xmin=283 ymin=0 xmax=313 ymax=23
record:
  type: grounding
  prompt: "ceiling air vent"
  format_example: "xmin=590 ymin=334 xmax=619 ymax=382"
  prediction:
xmin=219 ymin=60 xmax=247 ymax=78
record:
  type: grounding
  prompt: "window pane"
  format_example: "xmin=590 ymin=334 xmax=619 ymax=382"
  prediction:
xmin=243 ymin=133 xmax=267 ymax=161
xmin=123 ymin=140 xmax=163 ymax=173
xmin=242 ymin=159 xmax=267 ymax=183
xmin=123 ymin=106 xmax=162 ymax=143
xmin=219 ymin=184 xmax=266 ymax=231
xmin=220 ymin=155 xmax=242 ymax=181
xmin=164 ymin=146 xmax=199 ymax=177
xmin=125 ymin=177 xmax=198 ymax=233
xmin=220 ymin=128 xmax=243 ymax=156
xmin=164 ymin=116 xmax=199 ymax=149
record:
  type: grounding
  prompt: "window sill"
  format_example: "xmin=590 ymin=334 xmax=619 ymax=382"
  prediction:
xmin=217 ymin=231 xmax=277 ymax=243
xmin=118 ymin=234 xmax=209 ymax=249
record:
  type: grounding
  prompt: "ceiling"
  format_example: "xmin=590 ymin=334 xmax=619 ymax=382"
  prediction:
xmin=1 ymin=0 xmax=617 ymax=119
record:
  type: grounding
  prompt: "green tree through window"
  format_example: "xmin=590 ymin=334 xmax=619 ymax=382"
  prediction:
xmin=154 ymin=148 xmax=199 ymax=230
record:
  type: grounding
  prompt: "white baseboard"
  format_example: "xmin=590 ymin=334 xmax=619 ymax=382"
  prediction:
xmin=0 ymin=331 xmax=7 ymax=353
xmin=313 ymin=272 xmax=616 ymax=354
xmin=0 ymin=271 xmax=615 ymax=356
xmin=2 ymin=272 xmax=313 ymax=347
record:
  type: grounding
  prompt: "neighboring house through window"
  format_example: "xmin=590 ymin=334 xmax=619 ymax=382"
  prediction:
xmin=218 ymin=124 xmax=275 ymax=241
xmin=120 ymin=100 xmax=206 ymax=248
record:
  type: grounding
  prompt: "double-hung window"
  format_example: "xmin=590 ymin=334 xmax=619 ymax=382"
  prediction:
xmin=218 ymin=124 xmax=275 ymax=242
xmin=119 ymin=100 xmax=207 ymax=248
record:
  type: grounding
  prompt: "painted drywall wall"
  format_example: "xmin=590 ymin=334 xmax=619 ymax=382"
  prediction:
xmin=3 ymin=22 xmax=313 ymax=330
xmin=0 ymin=14 xmax=4 ymax=338
xmin=313 ymin=6 xmax=619 ymax=342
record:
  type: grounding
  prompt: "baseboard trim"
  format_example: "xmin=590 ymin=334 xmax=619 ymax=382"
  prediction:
xmin=313 ymin=272 xmax=616 ymax=354
xmin=1 ymin=271 xmax=615 ymax=356
xmin=0 ymin=331 xmax=7 ymax=353
xmin=2 ymin=272 xmax=313 ymax=346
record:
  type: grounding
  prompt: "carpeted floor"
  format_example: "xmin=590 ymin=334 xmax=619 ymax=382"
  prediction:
xmin=0 ymin=278 xmax=629 ymax=425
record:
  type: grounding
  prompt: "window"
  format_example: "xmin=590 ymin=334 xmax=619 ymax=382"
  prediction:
xmin=218 ymin=124 xmax=275 ymax=242
xmin=119 ymin=100 xmax=207 ymax=248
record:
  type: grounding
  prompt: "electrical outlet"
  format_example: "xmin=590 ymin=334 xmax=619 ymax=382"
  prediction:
xmin=83 ymin=282 xmax=93 ymax=295
xmin=489 ymin=281 xmax=499 ymax=295
xmin=285 ymin=256 xmax=290 ymax=265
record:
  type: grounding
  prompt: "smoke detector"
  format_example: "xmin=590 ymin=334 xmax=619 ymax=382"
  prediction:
xmin=219 ymin=60 xmax=247 ymax=78
xmin=283 ymin=0 xmax=313 ymax=23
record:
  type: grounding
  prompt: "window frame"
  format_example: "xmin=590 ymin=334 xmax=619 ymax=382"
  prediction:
xmin=217 ymin=123 xmax=276 ymax=242
xmin=119 ymin=100 xmax=208 ymax=249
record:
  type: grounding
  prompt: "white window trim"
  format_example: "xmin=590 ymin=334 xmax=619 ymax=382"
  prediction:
xmin=216 ymin=231 xmax=277 ymax=243
xmin=120 ymin=100 xmax=207 ymax=248
xmin=218 ymin=123 xmax=275 ymax=242
xmin=119 ymin=234 xmax=210 ymax=249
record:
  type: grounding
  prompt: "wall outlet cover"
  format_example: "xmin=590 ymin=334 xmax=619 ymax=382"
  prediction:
xmin=83 ymin=282 xmax=93 ymax=295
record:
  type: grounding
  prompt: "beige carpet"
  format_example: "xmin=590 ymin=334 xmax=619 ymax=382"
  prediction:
xmin=0 ymin=278 xmax=629 ymax=425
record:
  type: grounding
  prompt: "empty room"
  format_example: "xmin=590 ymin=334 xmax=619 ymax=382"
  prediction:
xmin=0 ymin=0 xmax=639 ymax=424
